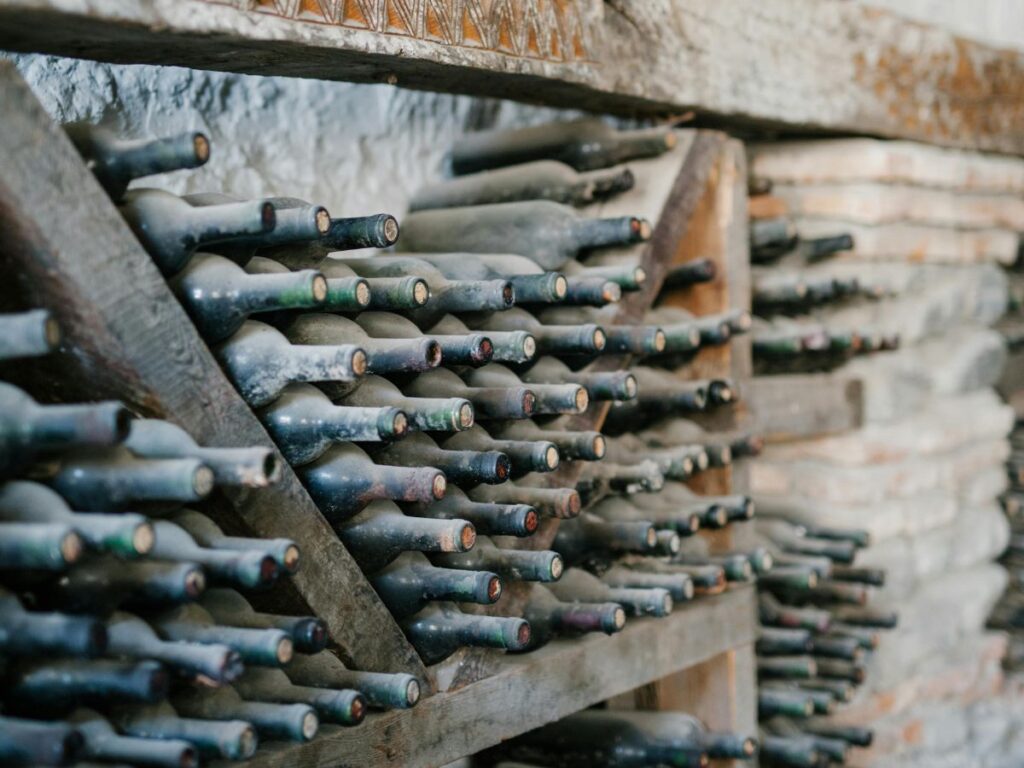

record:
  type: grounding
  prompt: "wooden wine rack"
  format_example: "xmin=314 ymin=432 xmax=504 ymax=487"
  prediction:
xmin=0 ymin=60 xmax=760 ymax=767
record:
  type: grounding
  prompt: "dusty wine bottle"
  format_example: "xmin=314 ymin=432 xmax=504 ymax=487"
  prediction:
xmin=245 ymin=255 xmax=370 ymax=312
xmin=3 ymin=661 xmax=168 ymax=713
xmin=170 ymin=253 xmax=326 ymax=342
xmin=757 ymin=687 xmax=816 ymax=720
xmin=330 ymin=374 xmax=474 ymax=433
xmin=258 ymin=383 xmax=406 ymax=465
xmin=232 ymin=667 xmax=366 ymax=726
xmin=147 ymin=521 xmax=277 ymax=589
xmin=440 ymin=425 xmax=558 ymax=477
xmin=105 ymin=612 xmax=242 ymax=684
xmin=757 ymin=655 xmax=817 ymax=680
xmin=468 ymin=481 xmax=581 ymax=519
xmin=400 ymin=602 xmax=531 ymax=664
xmin=257 ymin=212 xmax=400 ymax=267
xmin=399 ymin=200 xmax=650 ymax=271
xmin=429 ymin=314 xmax=536 ymax=364
xmin=565 ymin=257 xmax=647 ymax=292
xmin=398 ymin=252 xmax=567 ymax=306
xmin=520 ymin=356 xmax=637 ymax=402
xmin=432 ymin=534 xmax=563 ymax=583
xmin=46 ymin=558 xmax=206 ymax=614
xmin=449 ymin=118 xmax=675 ymax=174
xmin=369 ymin=550 xmax=501 ymax=617
xmin=118 ymin=188 xmax=274 ymax=275
xmin=0 ymin=715 xmax=85 ymax=766
xmin=599 ymin=712 xmax=756 ymax=762
xmin=150 ymin=603 xmax=292 ymax=666
xmin=169 ymin=686 xmax=318 ymax=743
xmin=285 ymin=313 xmax=442 ymax=374
xmin=591 ymin=495 xmax=701 ymax=536
xmin=167 ymin=509 xmax=299 ymax=575
xmin=411 ymin=160 xmax=635 ymax=209
xmin=0 ymin=521 xmax=83 ymax=570
xmin=201 ymin=588 xmax=326 ymax=654
xmin=125 ymin=418 xmax=278 ymax=489
xmin=109 ymin=701 xmax=257 ymax=761
xmin=334 ymin=500 xmax=474 ymax=573
xmin=403 ymin=485 xmax=538 ymax=537
xmin=562 ymin=274 xmax=622 ymax=306
xmin=68 ymin=707 xmax=196 ymax=768
xmin=297 ymin=445 xmax=446 ymax=522
xmin=214 ymin=320 xmax=366 ymax=408
xmin=759 ymin=593 xmax=831 ymax=633
xmin=538 ymin=307 xmax=665 ymax=355
xmin=403 ymin=368 xmax=534 ymax=420
xmin=463 ymin=363 xmax=589 ymax=414
xmin=521 ymin=583 xmax=625 ymax=649
xmin=550 ymin=567 xmax=672 ymax=617
xmin=0 ymin=587 xmax=106 ymax=657
xmin=65 ymin=122 xmax=210 ymax=202
xmin=553 ymin=514 xmax=658 ymax=565
xmin=0 ymin=309 xmax=61 ymax=361
xmin=674 ymin=553 xmax=753 ymax=583
xmin=488 ymin=421 xmax=605 ymax=461
xmin=286 ymin=651 xmax=422 ymax=710
xmin=600 ymin=564 xmax=695 ymax=602
xmin=464 ymin=307 xmax=606 ymax=356
xmin=355 ymin=312 xmax=493 ymax=366
xmin=367 ymin=432 xmax=510 ymax=486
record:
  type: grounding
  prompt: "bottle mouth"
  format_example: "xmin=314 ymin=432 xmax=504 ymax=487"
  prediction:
xmin=405 ymin=679 xmax=421 ymax=707
xmin=184 ymin=568 xmax=206 ymax=597
xmin=458 ymin=523 xmax=476 ymax=551
xmin=349 ymin=695 xmax=367 ymax=724
xmin=679 ymin=456 xmax=695 ymax=475
xmin=644 ymin=527 xmax=657 ymax=548
xmin=432 ymin=473 xmax=448 ymax=500
xmin=131 ymin=522 xmax=156 ymax=556
xmin=591 ymin=435 xmax=606 ymax=458
xmin=521 ymin=391 xmax=536 ymax=416
xmin=355 ymin=280 xmax=371 ymax=307
xmin=282 ymin=544 xmax=300 ymax=572
xmin=523 ymin=508 xmax=539 ymax=534
xmin=573 ymin=387 xmax=590 ymax=413
xmin=610 ymin=606 xmax=627 ymax=632
xmin=565 ymin=491 xmax=581 ymax=517
xmin=351 ymin=349 xmax=368 ymax=376
xmin=486 ymin=575 xmax=503 ymax=602
xmin=381 ymin=215 xmax=400 ymax=245
xmin=475 ymin=337 xmax=494 ymax=363
xmin=652 ymin=329 xmax=667 ymax=352
xmin=300 ymin=711 xmax=319 ymax=741
xmin=424 ymin=340 xmax=443 ymax=368
xmin=311 ymin=275 xmax=328 ymax=303
xmin=43 ymin=313 xmax=63 ymax=349
xmin=500 ymin=283 xmax=515 ymax=307
xmin=58 ymin=530 xmax=83 ymax=564
xmin=513 ymin=621 xmax=531 ymax=649
xmin=623 ymin=374 xmax=638 ymax=399
xmin=412 ymin=279 xmax=429 ymax=306
xmin=391 ymin=411 xmax=410 ymax=437
xmin=543 ymin=445 xmax=559 ymax=470
xmin=315 ymin=208 xmax=331 ymax=235
xmin=548 ymin=554 xmax=564 ymax=581
xmin=276 ymin=637 xmax=295 ymax=665
xmin=494 ymin=454 xmax=511 ymax=481
xmin=521 ymin=335 xmax=537 ymax=360
xmin=193 ymin=466 xmax=216 ymax=498
xmin=193 ymin=133 xmax=211 ymax=164
xmin=553 ymin=275 xmax=568 ymax=299
xmin=457 ymin=402 xmax=474 ymax=429
xmin=602 ymin=281 xmax=622 ymax=303
xmin=592 ymin=328 xmax=607 ymax=351
xmin=634 ymin=266 xmax=648 ymax=285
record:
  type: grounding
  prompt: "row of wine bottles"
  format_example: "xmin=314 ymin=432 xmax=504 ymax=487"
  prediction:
xmin=0 ymin=309 xmax=420 ymax=767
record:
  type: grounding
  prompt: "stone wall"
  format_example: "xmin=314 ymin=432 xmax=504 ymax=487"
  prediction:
xmin=751 ymin=139 xmax=1023 ymax=766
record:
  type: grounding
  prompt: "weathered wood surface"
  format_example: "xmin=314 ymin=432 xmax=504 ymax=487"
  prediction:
xmin=0 ymin=60 xmax=427 ymax=679
xmin=0 ymin=1 xmax=1023 ymax=153
xmin=224 ymin=585 xmax=758 ymax=768
xmin=747 ymin=374 xmax=865 ymax=443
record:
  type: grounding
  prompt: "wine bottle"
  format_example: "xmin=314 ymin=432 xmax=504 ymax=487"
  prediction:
xmin=766 ymin=721 xmax=849 ymax=764
xmin=802 ymin=722 xmax=873 ymax=748
xmin=759 ymin=565 xmax=819 ymax=591
xmin=590 ymin=496 xmax=701 ymax=536
xmin=256 ymin=211 xmax=400 ymax=267
xmin=402 ymin=367 xmax=535 ymax=420
xmin=757 ymin=655 xmax=817 ymax=680
xmin=807 ymin=635 xmax=863 ymax=661
xmin=633 ymin=367 xmax=735 ymax=409
xmin=214 ymin=320 xmax=366 ymax=408
xmin=335 ymin=500 xmax=474 ymax=573
xmin=183 ymin=192 xmax=331 ymax=265
xmin=830 ymin=565 xmax=886 ymax=586
xmin=564 ymin=257 xmax=647 ymax=292
xmin=232 ymin=667 xmax=366 ymax=725
xmin=169 ymin=685 xmax=318 ymax=743
xmin=398 ymin=200 xmax=650 ymax=271
xmin=109 ymin=701 xmax=257 ymax=761
xmin=759 ymin=593 xmax=831 ymax=633
xmin=105 ymin=612 xmax=242 ymax=684
xmin=552 ymin=514 xmax=658 ymax=565
xmin=549 ymin=567 xmax=672 ymax=617
xmin=0 ymin=309 xmax=61 ymax=361
xmin=467 ymin=481 xmax=581 ymax=519
xmin=0 ymin=382 xmax=131 ymax=476
xmin=170 ymin=252 xmax=326 ymax=342
xmin=757 ymin=687 xmax=817 ymax=719
xmin=813 ymin=658 xmax=866 ymax=683
xmin=286 ymin=651 xmax=421 ymax=710
xmin=428 ymin=314 xmax=536 ymax=364
xmin=369 ymin=550 xmax=501 ymax=618
xmin=597 ymin=712 xmax=756 ymax=762
xmin=355 ymin=312 xmax=493 ymax=366
xmin=603 ymin=434 xmax=707 ymax=480
xmin=40 ymin=447 xmax=213 ymax=510
xmin=463 ymin=363 xmax=589 ymax=414
xmin=0 ymin=521 xmax=83 ymax=570
xmin=147 ymin=521 xmax=278 ymax=589
xmin=521 ymin=584 xmax=625 ymax=648
xmin=538 ymin=307 xmax=665 ymax=355
xmin=765 ymin=685 xmax=836 ymax=716
xmin=519 ymin=356 xmax=637 ymax=402
xmin=245 ymin=254 xmax=371 ymax=312
xmin=167 ymin=509 xmax=299 ymax=575
xmin=449 ymin=118 xmax=675 ymax=173
xmin=757 ymin=627 xmax=813 ymax=656
xmin=367 ymin=431 xmax=511 ymax=485
xmin=795 ymin=677 xmax=856 ymax=702
xmin=259 ymin=383 xmax=407 ymax=465
xmin=756 ymin=520 xmax=857 ymax=564
xmin=0 ymin=587 xmax=106 ymax=657
xmin=284 ymin=313 xmax=442 ymax=374
xmin=0 ymin=715 xmax=85 ymax=766
xmin=118 ymin=188 xmax=274 ymax=275
xmin=488 ymin=421 xmax=605 ymax=461
xmin=499 ymin=707 xmax=710 ymax=768
xmin=636 ymin=419 xmax=745 ymax=468
xmin=3 ymin=661 xmax=167 ymax=713
xmin=411 ymin=160 xmax=634 ymax=209
xmin=464 ymin=307 xmax=606 ymax=356
xmin=201 ymin=588 xmax=326 ymax=654
xmin=440 ymin=425 xmax=558 ymax=477
xmin=330 ymin=374 xmax=474 ymax=433
xmin=150 ymin=603 xmax=292 ymax=666
xmin=297 ymin=445 xmax=447 ymax=522
xmin=64 ymin=123 xmax=210 ymax=201
xmin=562 ymin=274 xmax=622 ymax=306
xmin=600 ymin=564 xmax=694 ymax=602
xmin=400 ymin=602 xmax=531 ymax=664
xmin=660 ymin=257 xmax=718 ymax=290
xmin=125 ymin=418 xmax=278 ymax=489
xmin=45 ymin=558 xmax=206 ymax=614
xmin=69 ymin=707 xmax=197 ymax=768
xmin=396 ymin=252 xmax=567 ymax=305
xmin=403 ymin=485 xmax=538 ymax=537
xmin=433 ymin=534 xmax=563 ymax=583
xmin=314 ymin=259 xmax=426 ymax=310
xmin=829 ymin=606 xmax=898 ymax=628
xmin=340 ymin=256 xmax=515 ymax=313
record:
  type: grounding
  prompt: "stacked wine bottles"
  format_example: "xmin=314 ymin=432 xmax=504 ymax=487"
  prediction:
xmin=0 ymin=304 xmax=423 ymax=767
xmin=749 ymin=206 xmax=899 ymax=375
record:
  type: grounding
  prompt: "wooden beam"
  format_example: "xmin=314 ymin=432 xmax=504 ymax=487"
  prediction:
xmin=223 ymin=585 xmax=758 ymax=768
xmin=747 ymin=374 xmax=865 ymax=442
xmin=0 ymin=61 xmax=427 ymax=679
xmin=0 ymin=0 xmax=1023 ymax=153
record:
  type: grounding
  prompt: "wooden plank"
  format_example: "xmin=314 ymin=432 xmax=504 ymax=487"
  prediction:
xmin=225 ymin=585 xmax=758 ymax=768
xmin=747 ymin=374 xmax=864 ymax=442
xmin=0 ymin=0 xmax=1023 ymax=153
xmin=0 ymin=60 xmax=427 ymax=679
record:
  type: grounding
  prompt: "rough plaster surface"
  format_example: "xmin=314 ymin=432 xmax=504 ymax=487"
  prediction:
xmin=5 ymin=52 xmax=581 ymax=220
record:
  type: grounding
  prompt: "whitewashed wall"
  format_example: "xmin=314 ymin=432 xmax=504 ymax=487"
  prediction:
xmin=860 ymin=0 xmax=1024 ymax=50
